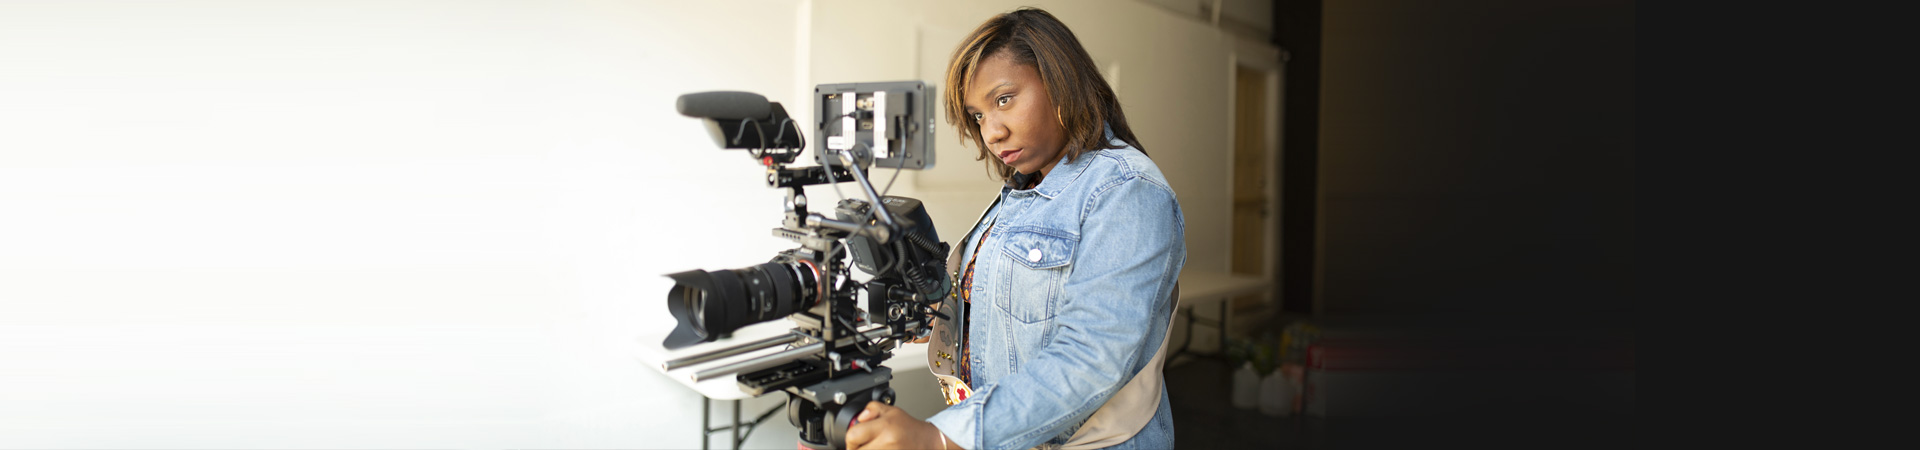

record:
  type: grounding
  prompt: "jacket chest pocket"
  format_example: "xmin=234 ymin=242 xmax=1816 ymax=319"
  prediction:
xmin=995 ymin=228 xmax=1077 ymax=324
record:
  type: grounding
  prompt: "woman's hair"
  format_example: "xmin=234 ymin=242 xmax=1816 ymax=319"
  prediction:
xmin=945 ymin=7 xmax=1145 ymax=181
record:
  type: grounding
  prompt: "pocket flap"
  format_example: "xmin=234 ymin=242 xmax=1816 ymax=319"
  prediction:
xmin=999 ymin=227 xmax=1078 ymax=269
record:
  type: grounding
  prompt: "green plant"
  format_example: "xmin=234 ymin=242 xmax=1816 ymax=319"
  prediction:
xmin=1248 ymin=339 xmax=1279 ymax=377
xmin=1224 ymin=337 xmax=1252 ymax=368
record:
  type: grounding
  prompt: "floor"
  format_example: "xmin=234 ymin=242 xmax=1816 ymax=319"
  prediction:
xmin=1163 ymin=355 xmax=1314 ymax=449
xmin=1162 ymin=310 xmax=1636 ymax=450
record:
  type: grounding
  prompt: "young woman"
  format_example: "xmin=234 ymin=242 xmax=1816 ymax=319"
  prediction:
xmin=845 ymin=7 xmax=1185 ymax=450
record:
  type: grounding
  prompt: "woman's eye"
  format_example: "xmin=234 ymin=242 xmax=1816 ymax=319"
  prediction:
xmin=972 ymin=113 xmax=982 ymax=123
xmin=997 ymin=96 xmax=1011 ymax=106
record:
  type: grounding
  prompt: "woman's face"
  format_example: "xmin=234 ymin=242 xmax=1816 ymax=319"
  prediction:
xmin=965 ymin=52 xmax=1068 ymax=177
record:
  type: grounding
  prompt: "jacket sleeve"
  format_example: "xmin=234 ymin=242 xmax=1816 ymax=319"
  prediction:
xmin=925 ymin=176 xmax=1185 ymax=450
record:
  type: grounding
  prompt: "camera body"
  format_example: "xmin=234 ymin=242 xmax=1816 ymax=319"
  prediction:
xmin=662 ymin=81 xmax=946 ymax=450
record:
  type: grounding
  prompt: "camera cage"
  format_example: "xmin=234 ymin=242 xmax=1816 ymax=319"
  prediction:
xmin=664 ymin=81 xmax=948 ymax=450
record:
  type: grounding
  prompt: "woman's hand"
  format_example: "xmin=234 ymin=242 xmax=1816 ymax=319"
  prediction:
xmin=844 ymin=401 xmax=955 ymax=450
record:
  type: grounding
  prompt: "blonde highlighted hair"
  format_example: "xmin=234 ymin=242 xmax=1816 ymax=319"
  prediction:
xmin=944 ymin=7 xmax=1145 ymax=181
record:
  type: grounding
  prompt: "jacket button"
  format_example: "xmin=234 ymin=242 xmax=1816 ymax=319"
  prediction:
xmin=1027 ymin=248 xmax=1043 ymax=262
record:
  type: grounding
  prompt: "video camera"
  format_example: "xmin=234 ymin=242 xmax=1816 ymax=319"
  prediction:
xmin=659 ymin=81 xmax=948 ymax=450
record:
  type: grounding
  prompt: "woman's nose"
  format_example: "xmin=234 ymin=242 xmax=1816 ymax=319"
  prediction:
xmin=982 ymin=117 xmax=1008 ymax=144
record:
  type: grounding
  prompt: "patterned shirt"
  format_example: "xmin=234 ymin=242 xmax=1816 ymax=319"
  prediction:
xmin=958 ymin=223 xmax=992 ymax=387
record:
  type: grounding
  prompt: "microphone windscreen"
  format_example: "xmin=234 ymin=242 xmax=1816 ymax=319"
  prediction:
xmin=676 ymin=91 xmax=772 ymax=120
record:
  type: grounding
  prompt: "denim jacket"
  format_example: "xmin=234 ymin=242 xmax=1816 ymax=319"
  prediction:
xmin=923 ymin=134 xmax=1186 ymax=450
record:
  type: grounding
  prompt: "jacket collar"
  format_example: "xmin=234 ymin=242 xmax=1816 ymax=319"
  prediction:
xmin=1007 ymin=125 xmax=1116 ymax=199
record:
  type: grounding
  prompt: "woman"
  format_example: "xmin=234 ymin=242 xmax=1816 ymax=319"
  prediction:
xmin=845 ymin=7 xmax=1184 ymax=450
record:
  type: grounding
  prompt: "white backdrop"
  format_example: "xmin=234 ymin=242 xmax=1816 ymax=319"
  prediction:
xmin=1 ymin=1 xmax=812 ymax=448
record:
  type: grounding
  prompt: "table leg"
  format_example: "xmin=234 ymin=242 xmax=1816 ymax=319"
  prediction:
xmin=702 ymin=397 xmax=711 ymax=450
xmin=733 ymin=399 xmax=743 ymax=449
xmin=1172 ymin=298 xmax=1235 ymax=363
xmin=1218 ymin=300 xmax=1229 ymax=353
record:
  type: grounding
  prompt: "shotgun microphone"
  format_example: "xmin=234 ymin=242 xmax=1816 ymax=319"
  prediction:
xmin=677 ymin=91 xmax=802 ymax=150
xmin=677 ymin=91 xmax=774 ymax=120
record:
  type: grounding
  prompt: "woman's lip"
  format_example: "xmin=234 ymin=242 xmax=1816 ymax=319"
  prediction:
xmin=998 ymin=148 xmax=1022 ymax=162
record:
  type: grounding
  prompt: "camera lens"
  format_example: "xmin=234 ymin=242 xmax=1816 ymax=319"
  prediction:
xmin=686 ymin=288 xmax=707 ymax=331
xmin=662 ymin=260 xmax=821 ymax=349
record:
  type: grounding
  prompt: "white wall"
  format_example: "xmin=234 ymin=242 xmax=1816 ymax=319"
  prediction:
xmin=0 ymin=1 xmax=1269 ymax=448
xmin=1 ymin=1 xmax=806 ymax=448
